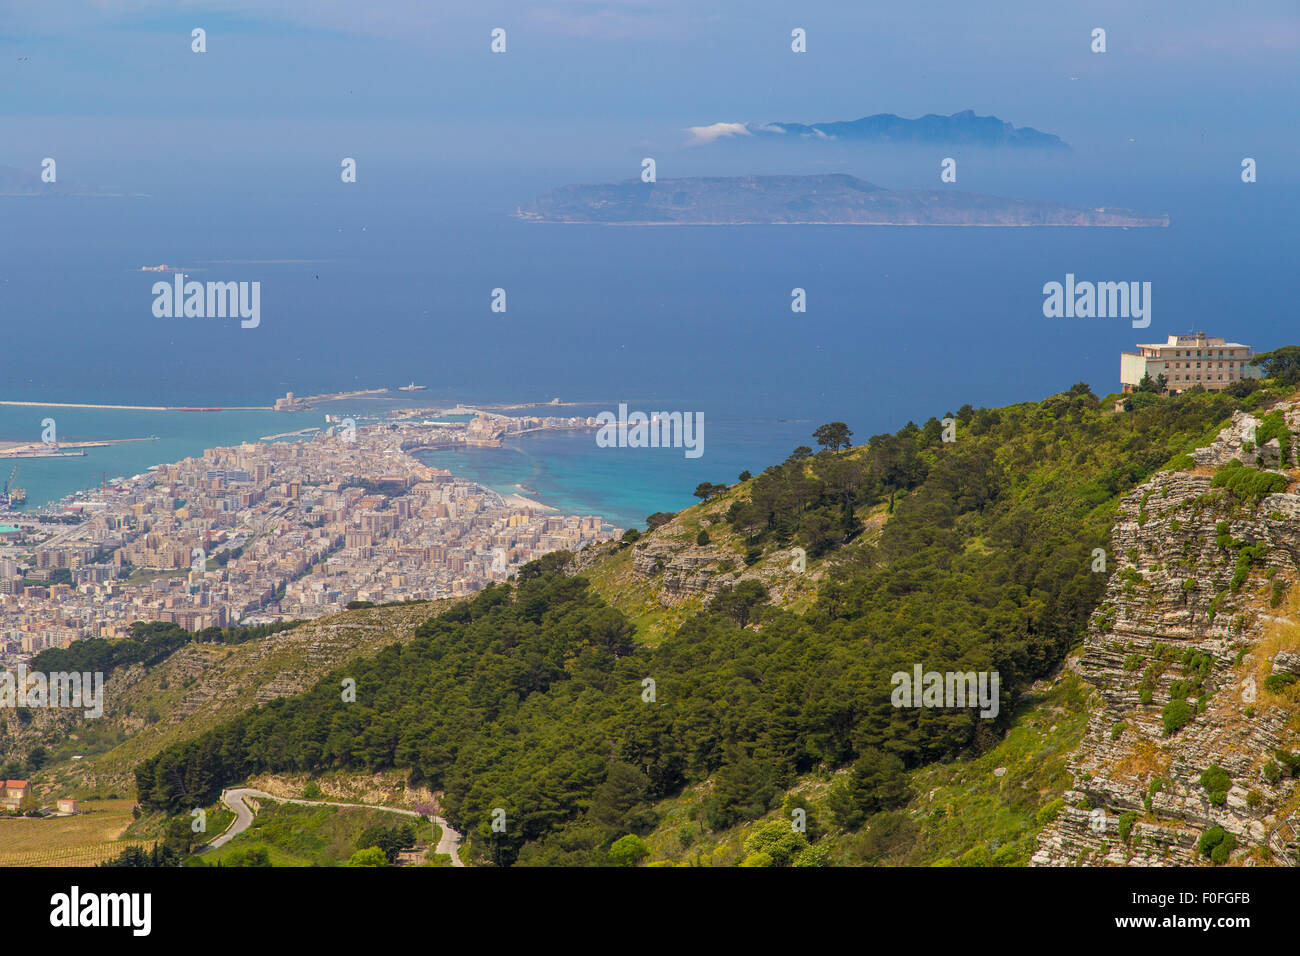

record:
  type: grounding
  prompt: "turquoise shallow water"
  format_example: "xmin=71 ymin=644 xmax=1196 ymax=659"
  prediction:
xmin=416 ymin=416 xmax=808 ymax=528
xmin=0 ymin=395 xmax=429 ymax=511
xmin=0 ymin=404 xmax=321 ymax=509
xmin=0 ymin=396 xmax=810 ymax=528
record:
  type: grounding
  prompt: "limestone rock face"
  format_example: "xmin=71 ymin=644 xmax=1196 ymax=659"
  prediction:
xmin=632 ymin=539 xmax=732 ymax=602
xmin=630 ymin=533 xmax=816 ymax=608
xmin=1035 ymin=403 xmax=1300 ymax=867
xmin=1271 ymin=650 xmax=1300 ymax=678
xmin=1191 ymin=410 xmax=1264 ymax=468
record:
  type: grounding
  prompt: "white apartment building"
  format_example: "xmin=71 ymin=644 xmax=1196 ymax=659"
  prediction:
xmin=1120 ymin=332 xmax=1262 ymax=394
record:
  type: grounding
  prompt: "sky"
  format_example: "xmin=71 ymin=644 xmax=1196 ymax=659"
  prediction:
xmin=2 ymin=0 xmax=1297 ymax=184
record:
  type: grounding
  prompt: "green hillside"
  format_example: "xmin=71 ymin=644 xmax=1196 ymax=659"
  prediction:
xmin=123 ymin=380 xmax=1280 ymax=865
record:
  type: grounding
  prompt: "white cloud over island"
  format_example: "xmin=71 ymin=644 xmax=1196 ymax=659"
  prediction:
xmin=685 ymin=122 xmax=752 ymax=144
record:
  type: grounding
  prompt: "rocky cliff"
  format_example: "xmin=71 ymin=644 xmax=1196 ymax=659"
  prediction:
xmin=1034 ymin=404 xmax=1300 ymax=866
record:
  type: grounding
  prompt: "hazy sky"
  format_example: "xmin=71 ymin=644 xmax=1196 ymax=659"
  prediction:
xmin=3 ymin=0 xmax=1297 ymax=179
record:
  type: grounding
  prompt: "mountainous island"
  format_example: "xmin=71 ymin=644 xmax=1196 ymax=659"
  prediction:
xmin=518 ymin=174 xmax=1169 ymax=227
xmin=696 ymin=109 xmax=1068 ymax=149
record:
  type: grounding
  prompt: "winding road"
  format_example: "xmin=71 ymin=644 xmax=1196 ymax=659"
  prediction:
xmin=200 ymin=787 xmax=464 ymax=866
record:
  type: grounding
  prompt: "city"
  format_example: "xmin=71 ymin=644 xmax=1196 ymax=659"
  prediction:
xmin=0 ymin=411 xmax=619 ymax=665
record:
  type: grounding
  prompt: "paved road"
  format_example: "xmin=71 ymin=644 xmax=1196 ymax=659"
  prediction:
xmin=200 ymin=787 xmax=464 ymax=866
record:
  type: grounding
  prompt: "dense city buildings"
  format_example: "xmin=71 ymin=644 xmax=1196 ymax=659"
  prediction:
xmin=0 ymin=415 xmax=618 ymax=665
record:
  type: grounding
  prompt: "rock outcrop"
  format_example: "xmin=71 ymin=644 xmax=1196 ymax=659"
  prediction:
xmin=1034 ymin=403 xmax=1300 ymax=867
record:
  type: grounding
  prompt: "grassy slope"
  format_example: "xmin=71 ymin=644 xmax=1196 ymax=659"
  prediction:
xmin=196 ymin=799 xmax=440 ymax=867
xmin=31 ymin=601 xmax=442 ymax=801
xmin=580 ymin=465 xmax=884 ymax=644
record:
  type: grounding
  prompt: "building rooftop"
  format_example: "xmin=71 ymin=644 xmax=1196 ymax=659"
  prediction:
xmin=1136 ymin=334 xmax=1250 ymax=350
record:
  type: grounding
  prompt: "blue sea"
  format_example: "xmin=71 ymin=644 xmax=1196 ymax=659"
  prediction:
xmin=1 ymin=156 xmax=1295 ymax=526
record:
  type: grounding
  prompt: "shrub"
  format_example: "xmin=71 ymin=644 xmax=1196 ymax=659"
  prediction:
xmin=1036 ymin=798 xmax=1065 ymax=827
xmin=1196 ymin=826 xmax=1236 ymax=865
xmin=1199 ymin=764 xmax=1231 ymax=807
xmin=987 ymin=843 xmax=1017 ymax=866
xmin=1255 ymin=410 xmax=1293 ymax=464
xmin=1264 ymin=672 xmax=1299 ymax=694
xmin=1211 ymin=460 xmax=1289 ymax=501
xmin=791 ymin=843 xmax=831 ymax=867
xmin=356 ymin=823 xmax=416 ymax=863
xmin=743 ymin=820 xmax=809 ymax=867
xmin=956 ymin=844 xmax=993 ymax=867
xmin=1118 ymin=811 xmax=1137 ymax=844
xmin=1162 ymin=698 xmax=1192 ymax=736
xmin=608 ymin=834 xmax=651 ymax=867
xmin=223 ymin=846 xmax=272 ymax=867
xmin=345 ymin=846 xmax=387 ymax=867
xmin=1275 ymin=749 xmax=1300 ymax=778
xmin=646 ymin=512 xmax=675 ymax=531
xmin=1231 ymin=543 xmax=1270 ymax=592
xmin=1207 ymin=589 xmax=1228 ymax=622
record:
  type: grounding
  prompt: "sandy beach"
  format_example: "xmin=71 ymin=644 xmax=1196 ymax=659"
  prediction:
xmin=502 ymin=490 xmax=559 ymax=512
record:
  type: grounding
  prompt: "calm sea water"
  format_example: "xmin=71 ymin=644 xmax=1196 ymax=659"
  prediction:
xmin=1 ymin=167 xmax=1294 ymax=523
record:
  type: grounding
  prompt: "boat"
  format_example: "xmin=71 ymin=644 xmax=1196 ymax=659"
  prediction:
xmin=398 ymin=382 xmax=427 ymax=392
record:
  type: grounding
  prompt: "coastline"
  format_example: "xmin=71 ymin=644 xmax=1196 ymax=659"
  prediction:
xmin=502 ymin=490 xmax=559 ymax=512
xmin=3 ymin=400 xmax=593 ymax=524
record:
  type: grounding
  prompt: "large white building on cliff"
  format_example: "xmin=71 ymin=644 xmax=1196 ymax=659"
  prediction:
xmin=1120 ymin=332 xmax=1262 ymax=394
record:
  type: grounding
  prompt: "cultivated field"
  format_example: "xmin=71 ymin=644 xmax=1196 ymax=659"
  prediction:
xmin=0 ymin=799 xmax=142 ymax=867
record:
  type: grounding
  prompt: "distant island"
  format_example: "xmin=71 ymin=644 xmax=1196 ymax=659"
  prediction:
xmin=517 ymin=174 xmax=1168 ymax=227
xmin=690 ymin=109 xmax=1068 ymax=149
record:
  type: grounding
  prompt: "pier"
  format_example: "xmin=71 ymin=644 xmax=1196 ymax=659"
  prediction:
xmin=0 ymin=401 xmax=273 ymax=411
xmin=0 ymin=437 xmax=160 ymax=459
